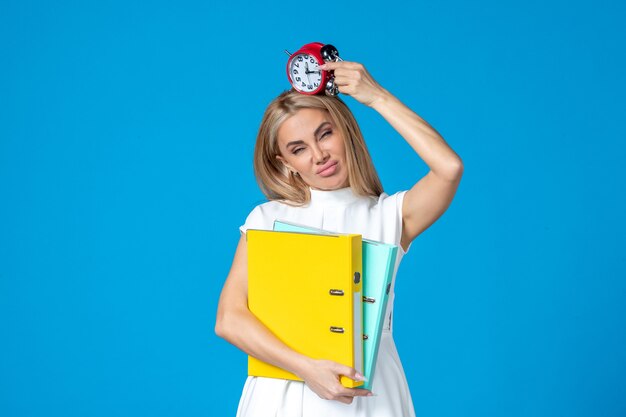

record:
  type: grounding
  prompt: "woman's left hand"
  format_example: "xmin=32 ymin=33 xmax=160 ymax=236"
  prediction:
xmin=319 ymin=61 xmax=388 ymax=108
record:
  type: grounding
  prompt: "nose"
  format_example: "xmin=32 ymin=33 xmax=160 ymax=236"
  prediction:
xmin=311 ymin=141 xmax=329 ymax=164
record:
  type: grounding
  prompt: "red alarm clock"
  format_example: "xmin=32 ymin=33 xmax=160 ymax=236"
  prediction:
xmin=285 ymin=42 xmax=343 ymax=96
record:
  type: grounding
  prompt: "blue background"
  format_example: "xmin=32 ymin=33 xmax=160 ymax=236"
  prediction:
xmin=1 ymin=0 xmax=625 ymax=416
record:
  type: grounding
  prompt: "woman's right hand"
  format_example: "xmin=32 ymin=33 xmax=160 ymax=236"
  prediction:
xmin=296 ymin=357 xmax=373 ymax=404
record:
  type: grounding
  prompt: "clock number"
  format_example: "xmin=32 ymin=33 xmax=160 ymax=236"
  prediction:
xmin=301 ymin=82 xmax=306 ymax=87
xmin=310 ymin=58 xmax=315 ymax=64
xmin=314 ymin=82 xmax=319 ymax=87
xmin=295 ymin=77 xmax=301 ymax=81
xmin=294 ymin=69 xmax=299 ymax=74
xmin=297 ymin=56 xmax=303 ymax=62
xmin=307 ymin=84 xmax=313 ymax=90
xmin=294 ymin=63 xmax=299 ymax=68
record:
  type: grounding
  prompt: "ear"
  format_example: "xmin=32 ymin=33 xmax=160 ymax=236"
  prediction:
xmin=275 ymin=154 xmax=293 ymax=172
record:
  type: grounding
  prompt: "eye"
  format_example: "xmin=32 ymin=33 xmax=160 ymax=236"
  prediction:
xmin=293 ymin=147 xmax=304 ymax=155
xmin=320 ymin=130 xmax=332 ymax=139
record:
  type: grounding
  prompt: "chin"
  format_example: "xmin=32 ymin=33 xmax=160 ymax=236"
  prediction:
xmin=318 ymin=176 xmax=349 ymax=190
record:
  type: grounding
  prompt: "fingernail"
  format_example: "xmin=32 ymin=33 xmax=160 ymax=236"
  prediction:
xmin=368 ymin=392 xmax=377 ymax=396
xmin=355 ymin=372 xmax=365 ymax=381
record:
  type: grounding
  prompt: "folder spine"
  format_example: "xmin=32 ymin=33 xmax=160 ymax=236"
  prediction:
xmin=361 ymin=244 xmax=398 ymax=391
xmin=340 ymin=234 xmax=364 ymax=388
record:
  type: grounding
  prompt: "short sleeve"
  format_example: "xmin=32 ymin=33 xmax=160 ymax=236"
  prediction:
xmin=238 ymin=204 xmax=275 ymax=235
xmin=397 ymin=190 xmax=412 ymax=255
xmin=239 ymin=206 xmax=261 ymax=235
xmin=383 ymin=190 xmax=412 ymax=255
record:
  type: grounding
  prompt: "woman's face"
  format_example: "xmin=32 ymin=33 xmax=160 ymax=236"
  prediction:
xmin=275 ymin=108 xmax=350 ymax=191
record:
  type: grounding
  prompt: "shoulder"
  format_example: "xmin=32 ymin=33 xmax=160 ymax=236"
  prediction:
xmin=351 ymin=189 xmax=408 ymax=226
xmin=248 ymin=199 xmax=295 ymax=217
xmin=239 ymin=199 xmax=296 ymax=234
xmin=375 ymin=189 xmax=411 ymax=254
xmin=375 ymin=190 xmax=408 ymax=214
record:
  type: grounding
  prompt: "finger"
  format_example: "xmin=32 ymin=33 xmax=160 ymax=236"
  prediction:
xmin=338 ymin=66 xmax=367 ymax=81
xmin=319 ymin=61 xmax=362 ymax=71
xmin=332 ymin=363 xmax=366 ymax=382
xmin=343 ymin=388 xmax=373 ymax=397
xmin=336 ymin=84 xmax=354 ymax=97
xmin=333 ymin=69 xmax=361 ymax=86
xmin=333 ymin=75 xmax=350 ymax=87
xmin=336 ymin=396 xmax=353 ymax=405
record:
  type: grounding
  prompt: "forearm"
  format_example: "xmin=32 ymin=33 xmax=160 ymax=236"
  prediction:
xmin=371 ymin=89 xmax=463 ymax=180
xmin=216 ymin=306 xmax=312 ymax=378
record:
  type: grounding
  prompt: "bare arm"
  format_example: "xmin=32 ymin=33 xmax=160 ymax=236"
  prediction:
xmin=215 ymin=233 xmax=372 ymax=403
xmin=215 ymin=234 xmax=309 ymax=374
xmin=371 ymin=90 xmax=463 ymax=252
xmin=320 ymin=61 xmax=464 ymax=252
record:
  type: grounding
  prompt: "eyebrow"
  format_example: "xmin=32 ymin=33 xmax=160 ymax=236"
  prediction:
xmin=285 ymin=122 xmax=332 ymax=148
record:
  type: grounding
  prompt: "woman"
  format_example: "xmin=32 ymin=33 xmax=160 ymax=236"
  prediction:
xmin=215 ymin=60 xmax=463 ymax=416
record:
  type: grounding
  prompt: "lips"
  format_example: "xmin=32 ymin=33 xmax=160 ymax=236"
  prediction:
xmin=317 ymin=160 xmax=338 ymax=175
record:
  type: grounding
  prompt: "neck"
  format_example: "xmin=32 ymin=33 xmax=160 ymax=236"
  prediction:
xmin=307 ymin=185 xmax=364 ymax=207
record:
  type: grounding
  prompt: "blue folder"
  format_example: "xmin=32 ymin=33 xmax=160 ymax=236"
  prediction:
xmin=272 ymin=220 xmax=398 ymax=390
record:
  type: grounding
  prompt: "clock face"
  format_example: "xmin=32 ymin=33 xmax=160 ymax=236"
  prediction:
xmin=289 ymin=53 xmax=322 ymax=93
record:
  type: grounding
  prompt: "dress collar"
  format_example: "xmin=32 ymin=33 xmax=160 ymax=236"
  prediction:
xmin=308 ymin=186 xmax=365 ymax=207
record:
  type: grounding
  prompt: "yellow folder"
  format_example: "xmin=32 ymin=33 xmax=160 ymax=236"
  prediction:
xmin=246 ymin=229 xmax=364 ymax=388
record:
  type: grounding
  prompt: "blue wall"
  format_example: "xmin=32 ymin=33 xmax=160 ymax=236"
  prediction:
xmin=1 ymin=1 xmax=625 ymax=416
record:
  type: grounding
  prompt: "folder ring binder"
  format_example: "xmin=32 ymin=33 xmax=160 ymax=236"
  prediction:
xmin=329 ymin=289 xmax=345 ymax=296
xmin=363 ymin=296 xmax=376 ymax=303
xmin=330 ymin=326 xmax=345 ymax=333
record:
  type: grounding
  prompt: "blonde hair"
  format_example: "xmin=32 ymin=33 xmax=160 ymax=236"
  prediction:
xmin=253 ymin=89 xmax=383 ymax=206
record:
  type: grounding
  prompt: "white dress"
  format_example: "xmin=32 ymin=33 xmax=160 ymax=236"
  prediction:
xmin=237 ymin=186 xmax=416 ymax=417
